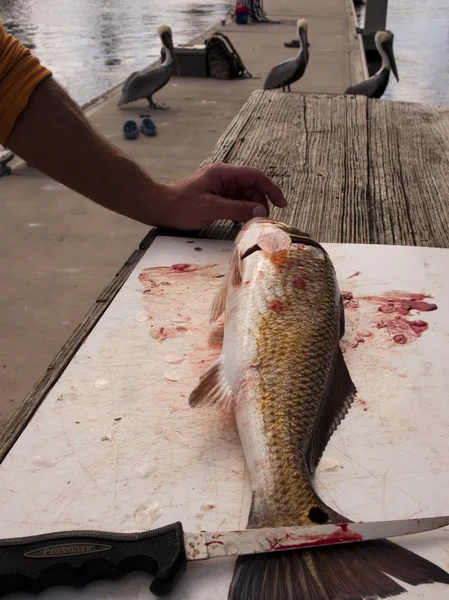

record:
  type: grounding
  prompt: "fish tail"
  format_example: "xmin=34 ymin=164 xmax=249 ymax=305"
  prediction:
xmin=228 ymin=502 xmax=449 ymax=600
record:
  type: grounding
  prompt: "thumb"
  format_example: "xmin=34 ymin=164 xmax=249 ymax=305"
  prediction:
xmin=205 ymin=195 xmax=268 ymax=223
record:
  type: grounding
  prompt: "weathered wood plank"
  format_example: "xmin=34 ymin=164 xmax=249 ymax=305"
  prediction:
xmin=343 ymin=0 xmax=369 ymax=84
xmin=199 ymin=90 xmax=449 ymax=247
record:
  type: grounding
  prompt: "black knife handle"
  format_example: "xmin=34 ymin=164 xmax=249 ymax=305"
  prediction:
xmin=0 ymin=522 xmax=186 ymax=597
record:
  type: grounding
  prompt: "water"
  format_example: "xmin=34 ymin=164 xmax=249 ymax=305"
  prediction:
xmin=0 ymin=0 xmax=230 ymax=106
xmin=359 ymin=0 xmax=449 ymax=105
xmin=0 ymin=0 xmax=447 ymax=106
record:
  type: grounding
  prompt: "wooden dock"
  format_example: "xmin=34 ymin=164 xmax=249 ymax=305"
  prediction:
xmin=200 ymin=91 xmax=449 ymax=247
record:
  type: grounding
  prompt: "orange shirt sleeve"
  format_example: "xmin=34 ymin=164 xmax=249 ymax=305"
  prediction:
xmin=0 ymin=22 xmax=52 ymax=145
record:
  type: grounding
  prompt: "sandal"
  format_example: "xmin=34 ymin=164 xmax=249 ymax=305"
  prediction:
xmin=140 ymin=117 xmax=157 ymax=137
xmin=284 ymin=39 xmax=299 ymax=48
xmin=123 ymin=120 xmax=139 ymax=140
xmin=0 ymin=150 xmax=14 ymax=178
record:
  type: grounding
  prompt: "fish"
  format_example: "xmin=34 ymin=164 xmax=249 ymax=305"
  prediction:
xmin=189 ymin=217 xmax=449 ymax=600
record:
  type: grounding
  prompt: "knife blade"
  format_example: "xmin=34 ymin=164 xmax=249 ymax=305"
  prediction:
xmin=0 ymin=516 xmax=447 ymax=598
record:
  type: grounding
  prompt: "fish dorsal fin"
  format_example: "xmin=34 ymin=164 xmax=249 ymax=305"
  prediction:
xmin=188 ymin=357 xmax=234 ymax=413
xmin=307 ymin=347 xmax=357 ymax=473
xmin=210 ymin=248 xmax=242 ymax=323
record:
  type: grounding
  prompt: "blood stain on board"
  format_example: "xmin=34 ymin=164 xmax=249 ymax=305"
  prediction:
xmin=361 ymin=291 xmax=437 ymax=315
xmin=342 ymin=290 xmax=436 ymax=348
xmin=138 ymin=263 xmax=223 ymax=348
xmin=153 ymin=326 xmax=188 ymax=342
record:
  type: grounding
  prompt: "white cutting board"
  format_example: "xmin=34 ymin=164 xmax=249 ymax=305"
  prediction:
xmin=1 ymin=236 xmax=449 ymax=599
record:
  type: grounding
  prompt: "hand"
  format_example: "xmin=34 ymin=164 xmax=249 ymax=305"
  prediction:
xmin=154 ymin=163 xmax=287 ymax=230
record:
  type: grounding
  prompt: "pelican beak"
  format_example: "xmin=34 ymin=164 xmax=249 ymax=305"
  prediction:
xmin=386 ymin=41 xmax=399 ymax=81
xmin=167 ymin=33 xmax=180 ymax=76
xmin=299 ymin=27 xmax=309 ymax=58
xmin=161 ymin=31 xmax=181 ymax=76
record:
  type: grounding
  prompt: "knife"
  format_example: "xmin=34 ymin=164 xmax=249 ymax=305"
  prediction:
xmin=0 ymin=515 xmax=447 ymax=597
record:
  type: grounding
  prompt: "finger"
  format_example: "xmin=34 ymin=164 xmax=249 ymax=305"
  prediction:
xmin=203 ymin=194 xmax=268 ymax=224
xmin=210 ymin=164 xmax=287 ymax=208
xmin=235 ymin=188 xmax=270 ymax=215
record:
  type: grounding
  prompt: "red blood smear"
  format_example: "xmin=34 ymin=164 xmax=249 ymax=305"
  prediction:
xmin=378 ymin=303 xmax=395 ymax=314
xmin=205 ymin=540 xmax=224 ymax=546
xmin=348 ymin=271 xmax=361 ymax=279
xmin=171 ymin=264 xmax=198 ymax=273
xmin=409 ymin=300 xmax=437 ymax=312
xmin=409 ymin=320 xmax=429 ymax=334
xmin=361 ymin=293 xmax=437 ymax=313
xmin=273 ymin=528 xmax=363 ymax=551
xmin=342 ymin=291 xmax=353 ymax=300
xmin=268 ymin=300 xmax=286 ymax=312
xmin=388 ymin=317 xmax=429 ymax=344
xmin=154 ymin=326 xmax=188 ymax=341
xmin=139 ymin=264 xmax=219 ymax=281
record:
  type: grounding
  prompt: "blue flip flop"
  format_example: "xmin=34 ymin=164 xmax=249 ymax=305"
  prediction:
xmin=140 ymin=117 xmax=157 ymax=137
xmin=123 ymin=120 xmax=139 ymax=140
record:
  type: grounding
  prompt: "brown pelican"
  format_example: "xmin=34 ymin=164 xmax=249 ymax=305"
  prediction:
xmin=344 ymin=30 xmax=399 ymax=98
xmin=264 ymin=19 xmax=309 ymax=92
xmin=118 ymin=25 xmax=179 ymax=109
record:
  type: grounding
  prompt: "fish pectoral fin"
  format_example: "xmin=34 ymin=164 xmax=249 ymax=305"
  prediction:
xmin=207 ymin=321 xmax=224 ymax=348
xmin=210 ymin=247 xmax=242 ymax=323
xmin=188 ymin=358 xmax=234 ymax=412
xmin=210 ymin=276 xmax=228 ymax=323
xmin=307 ymin=346 xmax=357 ymax=473
xmin=230 ymin=248 xmax=243 ymax=286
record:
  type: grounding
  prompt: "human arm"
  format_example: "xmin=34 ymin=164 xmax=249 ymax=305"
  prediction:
xmin=2 ymin=25 xmax=286 ymax=228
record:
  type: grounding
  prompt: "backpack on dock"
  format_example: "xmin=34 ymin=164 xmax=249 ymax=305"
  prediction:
xmin=205 ymin=32 xmax=252 ymax=80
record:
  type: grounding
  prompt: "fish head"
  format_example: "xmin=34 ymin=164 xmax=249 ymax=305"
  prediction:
xmin=234 ymin=218 xmax=294 ymax=258
xmin=235 ymin=217 xmax=319 ymax=257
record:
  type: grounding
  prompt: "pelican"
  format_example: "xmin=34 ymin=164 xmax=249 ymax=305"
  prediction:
xmin=264 ymin=19 xmax=309 ymax=92
xmin=118 ymin=25 xmax=179 ymax=109
xmin=344 ymin=30 xmax=399 ymax=98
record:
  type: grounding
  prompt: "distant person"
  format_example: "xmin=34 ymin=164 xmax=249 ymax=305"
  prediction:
xmin=0 ymin=22 xmax=286 ymax=228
